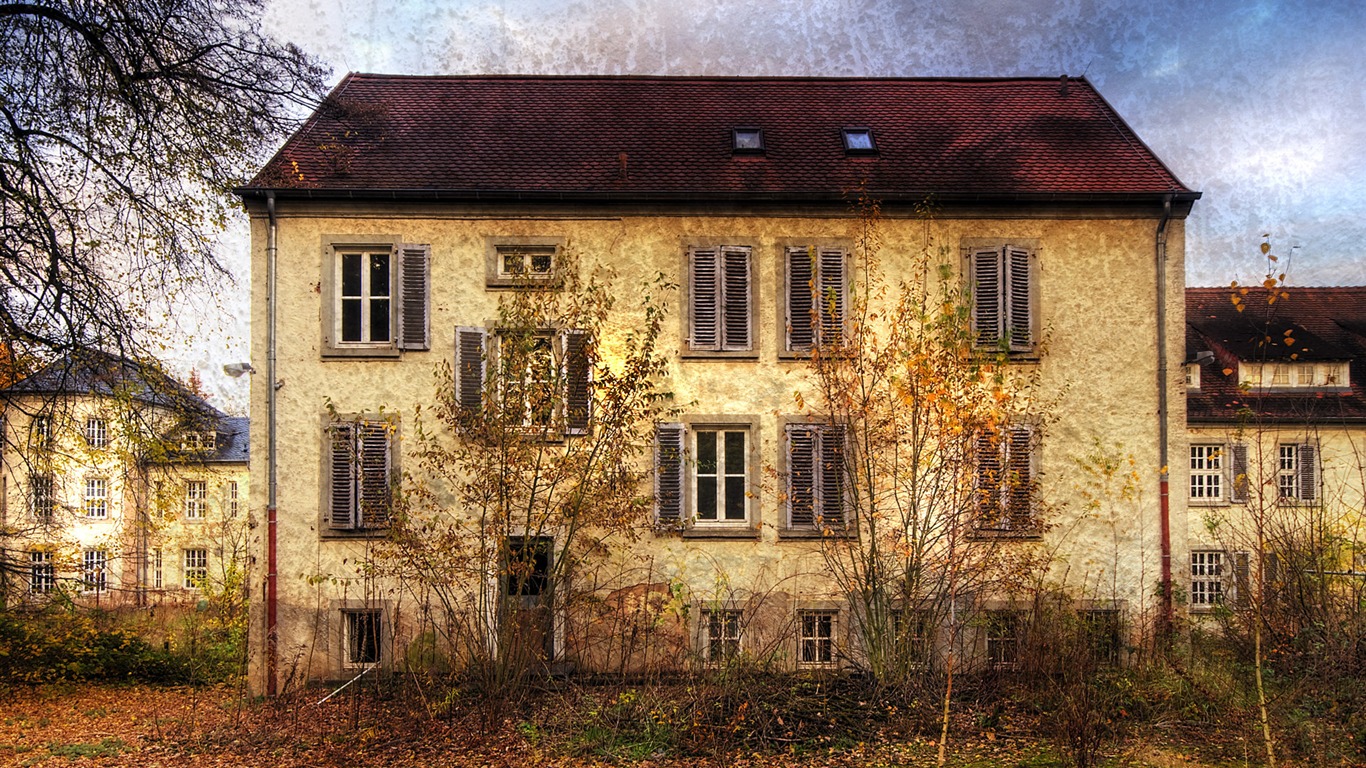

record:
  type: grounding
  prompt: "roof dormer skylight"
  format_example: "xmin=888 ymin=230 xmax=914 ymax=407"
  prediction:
xmin=842 ymin=127 xmax=876 ymax=154
xmin=732 ymin=127 xmax=764 ymax=154
xmin=1237 ymin=361 xmax=1350 ymax=390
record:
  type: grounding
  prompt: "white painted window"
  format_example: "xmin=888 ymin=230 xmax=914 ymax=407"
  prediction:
xmin=83 ymin=550 xmax=107 ymax=593
xmin=84 ymin=478 xmax=108 ymax=518
xmin=183 ymin=548 xmax=208 ymax=588
xmin=30 ymin=551 xmax=54 ymax=593
xmin=185 ymin=480 xmax=207 ymax=519
xmin=85 ymin=417 xmax=108 ymax=448
xmin=1190 ymin=550 xmax=1224 ymax=606
xmin=1189 ymin=445 xmax=1223 ymax=501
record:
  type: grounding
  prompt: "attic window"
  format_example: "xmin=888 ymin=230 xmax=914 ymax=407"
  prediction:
xmin=1238 ymin=361 xmax=1350 ymax=390
xmin=842 ymin=128 xmax=876 ymax=154
xmin=732 ymin=128 xmax=764 ymax=154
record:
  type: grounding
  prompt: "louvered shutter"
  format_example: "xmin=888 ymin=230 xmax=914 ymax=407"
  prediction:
xmin=358 ymin=422 xmax=392 ymax=527
xmin=564 ymin=330 xmax=591 ymax=436
xmin=1005 ymin=426 xmax=1034 ymax=529
xmin=1233 ymin=551 xmax=1251 ymax=608
xmin=1004 ymin=246 xmax=1032 ymax=352
xmin=1230 ymin=443 xmax=1249 ymax=503
xmin=721 ymin=247 xmax=751 ymax=351
xmin=655 ymin=424 xmax=685 ymax=523
xmin=787 ymin=247 xmax=815 ymax=351
xmin=690 ymin=249 xmax=720 ymax=350
xmin=329 ymin=424 xmax=357 ymax=529
xmin=971 ymin=248 xmax=1002 ymax=347
xmin=817 ymin=248 xmax=846 ymax=346
xmin=397 ymin=245 xmax=431 ymax=350
xmin=788 ymin=425 xmax=817 ymax=528
xmin=455 ymin=327 xmax=488 ymax=415
xmin=1298 ymin=443 xmax=1317 ymax=502
xmin=818 ymin=424 xmax=846 ymax=528
xmin=975 ymin=431 xmax=1002 ymax=525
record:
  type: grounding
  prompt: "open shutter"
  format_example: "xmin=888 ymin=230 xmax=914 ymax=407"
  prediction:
xmin=690 ymin=249 xmax=720 ymax=350
xmin=397 ymin=244 xmax=431 ymax=350
xmin=455 ymin=327 xmax=488 ymax=416
xmin=787 ymin=425 xmax=816 ymax=528
xmin=564 ymin=330 xmax=591 ymax=436
xmin=817 ymin=247 xmax=845 ymax=346
xmin=655 ymin=424 xmax=685 ymax=523
xmin=1230 ymin=443 xmax=1249 ymax=503
xmin=970 ymin=248 xmax=1002 ymax=347
xmin=1298 ymin=443 xmax=1318 ymax=502
xmin=1005 ymin=426 xmax=1034 ymax=529
xmin=786 ymin=247 xmax=815 ymax=351
xmin=721 ymin=247 xmax=751 ymax=351
xmin=328 ymin=424 xmax=357 ymax=529
xmin=818 ymin=424 xmax=846 ymax=528
xmin=1004 ymin=245 xmax=1032 ymax=352
xmin=358 ymin=422 xmax=392 ymax=527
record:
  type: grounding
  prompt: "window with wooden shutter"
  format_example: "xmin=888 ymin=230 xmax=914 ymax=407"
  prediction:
xmin=689 ymin=246 xmax=752 ymax=352
xmin=327 ymin=419 xmax=394 ymax=531
xmin=563 ymin=330 xmax=591 ymax=436
xmin=655 ymin=424 xmax=685 ymax=524
xmin=786 ymin=246 xmax=847 ymax=352
xmin=968 ymin=244 xmax=1035 ymax=352
xmin=1229 ymin=443 xmax=1249 ymax=503
xmin=455 ymin=327 xmax=488 ymax=416
xmin=1297 ymin=443 xmax=1318 ymax=502
xmin=786 ymin=423 xmax=846 ymax=529
xmin=397 ymin=244 xmax=430 ymax=350
xmin=975 ymin=425 xmax=1037 ymax=533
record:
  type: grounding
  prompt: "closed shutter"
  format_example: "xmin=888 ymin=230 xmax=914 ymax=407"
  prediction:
xmin=1004 ymin=245 xmax=1032 ymax=352
xmin=455 ymin=327 xmax=488 ymax=415
xmin=788 ymin=425 xmax=817 ymax=528
xmin=358 ymin=422 xmax=392 ymax=527
xmin=564 ymin=330 xmax=591 ymax=436
xmin=329 ymin=424 xmax=357 ymax=529
xmin=1233 ymin=551 xmax=1251 ymax=609
xmin=1005 ymin=426 xmax=1034 ymax=529
xmin=786 ymin=247 xmax=815 ymax=351
xmin=818 ymin=424 xmax=846 ymax=528
xmin=817 ymin=247 xmax=846 ymax=346
xmin=1298 ymin=443 xmax=1317 ymax=502
xmin=690 ymin=249 xmax=720 ymax=350
xmin=655 ymin=424 xmax=685 ymax=523
xmin=721 ymin=247 xmax=751 ymax=351
xmin=1230 ymin=443 xmax=1249 ymax=503
xmin=970 ymin=248 xmax=1002 ymax=347
xmin=975 ymin=431 xmax=1002 ymax=525
xmin=397 ymin=244 xmax=431 ymax=350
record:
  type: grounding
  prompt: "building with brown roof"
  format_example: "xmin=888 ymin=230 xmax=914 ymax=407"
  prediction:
xmin=237 ymin=74 xmax=1199 ymax=690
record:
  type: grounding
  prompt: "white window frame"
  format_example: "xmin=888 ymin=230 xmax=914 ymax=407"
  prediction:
xmin=1277 ymin=442 xmax=1319 ymax=503
xmin=335 ymin=247 xmax=394 ymax=347
xmin=691 ymin=427 xmax=750 ymax=526
xmin=1189 ymin=445 xmax=1224 ymax=502
xmin=1190 ymin=550 xmax=1224 ymax=607
xmin=495 ymin=244 xmax=556 ymax=281
xmin=183 ymin=548 xmax=208 ymax=589
xmin=30 ymin=472 xmax=55 ymax=521
xmin=152 ymin=548 xmax=163 ymax=589
xmin=226 ymin=481 xmax=239 ymax=518
xmin=323 ymin=237 xmax=430 ymax=356
xmin=797 ymin=609 xmax=837 ymax=667
xmin=84 ymin=477 xmax=108 ymax=519
xmin=30 ymin=551 xmax=54 ymax=594
xmin=83 ymin=549 xmax=107 ymax=594
xmin=185 ymin=480 xmax=207 ymax=519
xmin=85 ymin=417 xmax=108 ymax=449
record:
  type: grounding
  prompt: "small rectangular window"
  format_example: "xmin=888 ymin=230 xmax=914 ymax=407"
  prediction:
xmin=985 ymin=611 xmax=1021 ymax=669
xmin=185 ymin=480 xmax=207 ymax=519
xmin=183 ymin=548 xmax=208 ymax=588
xmin=30 ymin=473 xmax=55 ymax=521
xmin=694 ymin=429 xmax=748 ymax=524
xmin=497 ymin=245 xmax=556 ymax=280
xmin=339 ymin=249 xmax=392 ymax=344
xmin=31 ymin=415 xmax=52 ymax=447
xmin=1190 ymin=550 xmax=1224 ymax=606
xmin=345 ymin=610 xmax=383 ymax=666
xmin=85 ymin=418 xmax=108 ymax=449
xmin=798 ymin=610 xmax=836 ymax=666
xmin=1189 ymin=445 xmax=1223 ymax=501
xmin=85 ymin=478 xmax=108 ymax=518
xmin=732 ymin=127 xmax=764 ymax=153
xmin=29 ymin=551 xmax=54 ymax=593
xmin=83 ymin=550 xmax=107 ymax=593
xmin=841 ymin=127 xmax=876 ymax=154
xmin=1082 ymin=610 xmax=1121 ymax=666
xmin=704 ymin=609 xmax=742 ymax=662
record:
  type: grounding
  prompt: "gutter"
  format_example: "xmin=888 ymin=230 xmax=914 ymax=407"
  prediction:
xmin=1155 ymin=194 xmax=1174 ymax=639
xmin=266 ymin=191 xmax=279 ymax=696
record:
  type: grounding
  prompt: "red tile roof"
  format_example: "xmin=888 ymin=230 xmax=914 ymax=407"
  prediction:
xmin=243 ymin=75 xmax=1197 ymax=204
xmin=1187 ymin=287 xmax=1366 ymax=424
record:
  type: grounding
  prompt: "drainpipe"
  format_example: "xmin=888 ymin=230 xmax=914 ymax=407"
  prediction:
xmin=1155 ymin=194 xmax=1174 ymax=640
xmin=266 ymin=191 xmax=279 ymax=696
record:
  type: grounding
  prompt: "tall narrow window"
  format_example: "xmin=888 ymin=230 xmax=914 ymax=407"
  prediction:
xmin=985 ymin=611 xmax=1022 ymax=669
xmin=84 ymin=478 xmax=108 ymax=519
xmin=704 ymin=609 xmax=742 ymax=662
xmin=1190 ymin=550 xmax=1224 ymax=606
xmin=798 ymin=610 xmax=836 ymax=665
xmin=327 ymin=419 xmax=394 ymax=531
xmin=185 ymin=480 xmax=207 ymax=519
xmin=786 ymin=423 xmax=846 ymax=530
xmin=31 ymin=415 xmax=52 ymax=447
xmin=30 ymin=473 xmax=54 ymax=521
xmin=30 ymin=551 xmax=54 ymax=593
xmin=689 ymin=246 xmax=752 ymax=352
xmin=85 ymin=417 xmax=108 ymax=449
xmin=339 ymin=249 xmax=391 ymax=344
xmin=183 ymin=549 xmax=208 ymax=588
xmin=785 ymin=246 xmax=847 ymax=352
xmin=1278 ymin=443 xmax=1318 ymax=502
xmin=975 ymin=426 xmax=1037 ymax=532
xmin=1189 ymin=445 xmax=1223 ymax=501
xmin=152 ymin=548 xmax=163 ymax=589
xmin=694 ymin=429 xmax=748 ymax=524
xmin=83 ymin=550 xmax=107 ymax=593
xmin=968 ymin=244 xmax=1035 ymax=352
xmin=226 ymin=481 xmax=239 ymax=518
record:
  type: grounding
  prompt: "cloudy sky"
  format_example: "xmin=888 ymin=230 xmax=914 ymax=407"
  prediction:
xmin=196 ymin=0 xmax=1366 ymax=411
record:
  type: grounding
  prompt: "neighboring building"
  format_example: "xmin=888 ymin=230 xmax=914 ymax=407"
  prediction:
xmin=0 ymin=351 xmax=249 ymax=605
xmin=237 ymin=74 xmax=1199 ymax=690
xmin=1184 ymin=287 xmax=1366 ymax=609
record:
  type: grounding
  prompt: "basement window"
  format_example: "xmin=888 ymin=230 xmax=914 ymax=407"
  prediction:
xmin=842 ymin=128 xmax=876 ymax=154
xmin=732 ymin=127 xmax=764 ymax=154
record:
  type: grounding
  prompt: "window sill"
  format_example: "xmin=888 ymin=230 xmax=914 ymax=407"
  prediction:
xmin=680 ymin=526 xmax=760 ymax=540
xmin=970 ymin=529 xmax=1043 ymax=541
xmin=1188 ymin=499 xmax=1229 ymax=508
xmin=320 ymin=527 xmax=391 ymax=540
xmin=486 ymin=277 xmax=563 ymax=290
xmin=322 ymin=346 xmax=402 ymax=360
xmin=779 ymin=527 xmax=853 ymax=540
xmin=680 ymin=351 xmax=760 ymax=361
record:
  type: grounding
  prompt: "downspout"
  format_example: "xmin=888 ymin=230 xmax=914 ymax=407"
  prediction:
xmin=266 ymin=191 xmax=279 ymax=696
xmin=1155 ymin=194 xmax=1174 ymax=640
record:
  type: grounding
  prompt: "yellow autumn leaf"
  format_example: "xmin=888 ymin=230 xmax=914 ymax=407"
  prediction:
xmin=1261 ymin=242 xmax=1271 ymax=254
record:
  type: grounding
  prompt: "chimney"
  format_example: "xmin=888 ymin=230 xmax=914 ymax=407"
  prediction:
xmin=1059 ymin=74 xmax=1070 ymax=97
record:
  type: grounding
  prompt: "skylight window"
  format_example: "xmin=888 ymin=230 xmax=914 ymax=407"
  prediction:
xmin=732 ymin=128 xmax=764 ymax=154
xmin=842 ymin=128 xmax=876 ymax=154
